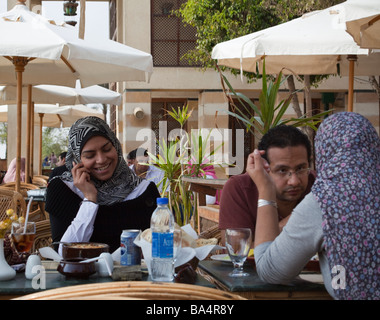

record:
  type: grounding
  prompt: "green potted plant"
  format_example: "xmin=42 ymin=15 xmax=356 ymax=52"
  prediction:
xmin=148 ymin=105 xmax=223 ymax=228
xmin=219 ymin=59 xmax=331 ymax=140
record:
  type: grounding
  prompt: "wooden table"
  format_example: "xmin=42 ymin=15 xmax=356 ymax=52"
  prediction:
xmin=0 ymin=262 xmax=215 ymax=300
xmin=182 ymin=177 xmax=227 ymax=233
xmin=182 ymin=177 xmax=227 ymax=206
xmin=198 ymin=260 xmax=332 ymax=300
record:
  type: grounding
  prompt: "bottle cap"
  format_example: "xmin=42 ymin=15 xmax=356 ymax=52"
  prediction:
xmin=156 ymin=197 xmax=168 ymax=205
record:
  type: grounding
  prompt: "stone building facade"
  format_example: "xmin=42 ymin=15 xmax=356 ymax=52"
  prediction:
xmin=4 ymin=0 xmax=379 ymax=175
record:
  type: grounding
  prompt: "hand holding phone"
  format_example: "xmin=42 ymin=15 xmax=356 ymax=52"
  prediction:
xmin=71 ymin=161 xmax=97 ymax=203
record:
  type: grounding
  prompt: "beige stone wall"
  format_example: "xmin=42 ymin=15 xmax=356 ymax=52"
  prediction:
xmin=353 ymin=92 xmax=379 ymax=134
xmin=123 ymin=90 xmax=153 ymax=158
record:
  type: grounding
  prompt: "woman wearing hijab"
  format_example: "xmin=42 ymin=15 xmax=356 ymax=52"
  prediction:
xmin=46 ymin=117 xmax=160 ymax=252
xmin=248 ymin=112 xmax=379 ymax=300
xmin=2 ymin=157 xmax=26 ymax=184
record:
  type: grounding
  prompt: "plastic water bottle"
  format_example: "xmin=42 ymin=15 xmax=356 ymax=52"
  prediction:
xmin=151 ymin=197 xmax=174 ymax=281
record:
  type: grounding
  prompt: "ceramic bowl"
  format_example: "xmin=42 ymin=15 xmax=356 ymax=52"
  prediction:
xmin=57 ymin=258 xmax=96 ymax=278
xmin=61 ymin=242 xmax=109 ymax=259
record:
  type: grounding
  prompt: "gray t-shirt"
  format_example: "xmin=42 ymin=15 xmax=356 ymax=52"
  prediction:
xmin=254 ymin=193 xmax=335 ymax=299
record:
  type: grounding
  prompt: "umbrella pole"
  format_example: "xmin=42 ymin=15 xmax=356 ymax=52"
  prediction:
xmin=347 ymin=55 xmax=357 ymax=112
xmin=39 ymin=113 xmax=44 ymax=176
xmin=13 ymin=57 xmax=29 ymax=193
xmin=31 ymin=102 xmax=35 ymax=179
xmin=25 ymin=85 xmax=32 ymax=183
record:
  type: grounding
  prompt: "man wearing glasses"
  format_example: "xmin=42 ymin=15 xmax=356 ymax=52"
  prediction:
xmin=219 ymin=125 xmax=315 ymax=245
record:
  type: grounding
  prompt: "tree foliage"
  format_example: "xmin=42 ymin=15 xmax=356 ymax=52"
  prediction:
xmin=42 ymin=127 xmax=69 ymax=161
xmin=176 ymin=0 xmax=343 ymax=78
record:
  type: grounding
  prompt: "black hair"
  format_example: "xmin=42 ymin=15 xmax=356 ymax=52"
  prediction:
xmin=59 ymin=152 xmax=67 ymax=159
xmin=127 ymin=148 xmax=148 ymax=160
xmin=258 ymin=125 xmax=312 ymax=164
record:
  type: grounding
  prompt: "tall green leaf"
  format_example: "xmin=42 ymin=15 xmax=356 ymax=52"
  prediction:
xmin=220 ymin=58 xmax=332 ymax=137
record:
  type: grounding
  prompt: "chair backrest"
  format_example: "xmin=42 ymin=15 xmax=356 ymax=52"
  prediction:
xmin=0 ymin=182 xmax=39 ymax=197
xmin=32 ymin=177 xmax=48 ymax=187
xmin=0 ymin=188 xmax=26 ymax=220
xmin=33 ymin=175 xmax=49 ymax=181
xmin=33 ymin=219 xmax=52 ymax=252
xmin=14 ymin=281 xmax=247 ymax=300
xmin=0 ymin=182 xmax=46 ymax=222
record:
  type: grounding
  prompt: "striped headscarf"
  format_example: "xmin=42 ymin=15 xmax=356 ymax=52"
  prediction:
xmin=60 ymin=116 xmax=142 ymax=205
xmin=312 ymin=112 xmax=380 ymax=300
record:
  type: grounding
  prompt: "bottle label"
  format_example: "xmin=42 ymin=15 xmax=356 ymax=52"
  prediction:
xmin=152 ymin=232 xmax=173 ymax=258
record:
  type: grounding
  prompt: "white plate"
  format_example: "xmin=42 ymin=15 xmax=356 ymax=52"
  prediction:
xmin=210 ymin=254 xmax=231 ymax=262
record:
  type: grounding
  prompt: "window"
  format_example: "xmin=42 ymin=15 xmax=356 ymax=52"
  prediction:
xmin=151 ymin=0 xmax=199 ymax=67
xmin=151 ymin=99 xmax=187 ymax=155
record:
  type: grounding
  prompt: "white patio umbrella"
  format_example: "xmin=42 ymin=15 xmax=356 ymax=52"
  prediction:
xmin=0 ymin=104 xmax=103 ymax=127
xmin=0 ymin=104 xmax=103 ymax=174
xmin=0 ymin=83 xmax=122 ymax=106
xmin=344 ymin=0 xmax=380 ymax=49
xmin=0 ymin=4 xmax=153 ymax=87
xmin=0 ymin=2 xmax=153 ymax=191
xmin=211 ymin=0 xmax=380 ymax=112
xmin=0 ymin=82 xmax=121 ymax=179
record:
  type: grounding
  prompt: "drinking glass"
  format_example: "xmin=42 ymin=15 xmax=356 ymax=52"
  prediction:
xmin=225 ymin=228 xmax=252 ymax=277
xmin=11 ymin=221 xmax=36 ymax=255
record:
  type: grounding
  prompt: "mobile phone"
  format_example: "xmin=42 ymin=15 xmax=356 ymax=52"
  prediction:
xmin=72 ymin=158 xmax=81 ymax=165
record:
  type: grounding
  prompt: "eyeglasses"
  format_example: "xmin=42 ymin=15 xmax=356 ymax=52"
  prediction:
xmin=271 ymin=167 xmax=310 ymax=179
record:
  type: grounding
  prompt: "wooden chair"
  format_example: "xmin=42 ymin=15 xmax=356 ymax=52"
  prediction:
xmin=14 ymin=281 xmax=246 ymax=300
xmin=0 ymin=182 xmax=46 ymax=221
xmin=0 ymin=182 xmax=40 ymax=197
xmin=32 ymin=177 xmax=48 ymax=188
xmin=33 ymin=219 xmax=52 ymax=252
xmin=0 ymin=188 xmax=26 ymax=220
xmin=33 ymin=175 xmax=49 ymax=181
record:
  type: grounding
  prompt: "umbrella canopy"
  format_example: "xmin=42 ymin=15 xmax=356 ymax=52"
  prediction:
xmin=212 ymin=0 xmax=380 ymax=111
xmin=211 ymin=1 xmax=378 ymax=75
xmin=0 ymin=104 xmax=103 ymax=127
xmin=345 ymin=0 xmax=380 ymax=49
xmin=0 ymin=83 xmax=122 ymax=106
xmin=0 ymin=4 xmax=153 ymax=86
xmin=0 ymin=2 xmax=153 ymax=191
xmin=0 ymin=83 xmax=120 ymax=180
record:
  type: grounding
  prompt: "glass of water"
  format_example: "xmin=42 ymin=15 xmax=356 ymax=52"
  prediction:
xmin=225 ymin=228 xmax=252 ymax=277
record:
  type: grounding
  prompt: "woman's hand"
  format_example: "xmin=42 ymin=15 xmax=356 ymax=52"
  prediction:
xmin=246 ymin=149 xmax=276 ymax=200
xmin=71 ymin=161 xmax=97 ymax=203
